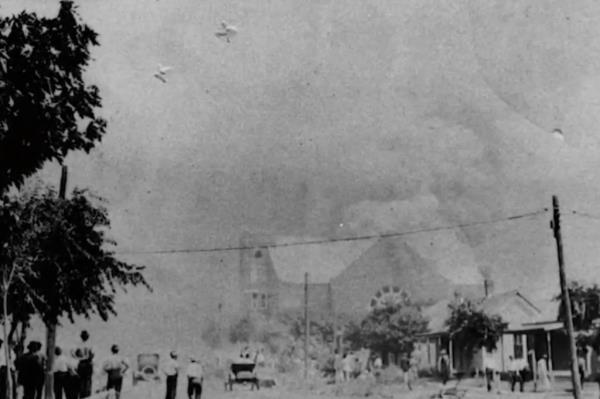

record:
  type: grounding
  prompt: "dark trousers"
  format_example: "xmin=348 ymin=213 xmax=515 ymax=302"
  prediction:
xmin=65 ymin=374 xmax=80 ymax=399
xmin=23 ymin=383 xmax=43 ymax=399
xmin=187 ymin=379 xmax=202 ymax=399
xmin=165 ymin=374 xmax=177 ymax=399
xmin=510 ymin=371 xmax=523 ymax=392
xmin=440 ymin=369 xmax=449 ymax=385
xmin=79 ymin=374 xmax=92 ymax=398
xmin=54 ymin=372 xmax=68 ymax=399
xmin=485 ymin=368 xmax=495 ymax=392
xmin=107 ymin=376 xmax=123 ymax=399
xmin=0 ymin=367 xmax=15 ymax=399
xmin=579 ymin=366 xmax=585 ymax=389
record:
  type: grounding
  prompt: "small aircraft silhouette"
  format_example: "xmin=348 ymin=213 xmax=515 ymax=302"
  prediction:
xmin=215 ymin=20 xmax=238 ymax=43
xmin=153 ymin=64 xmax=173 ymax=83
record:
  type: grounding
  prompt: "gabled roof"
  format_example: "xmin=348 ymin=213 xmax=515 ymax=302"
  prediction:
xmin=422 ymin=290 xmax=549 ymax=335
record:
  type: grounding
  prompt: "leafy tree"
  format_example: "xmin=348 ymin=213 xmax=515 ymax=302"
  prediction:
xmin=360 ymin=293 xmax=428 ymax=357
xmin=342 ymin=319 xmax=363 ymax=351
xmin=555 ymin=281 xmax=600 ymax=331
xmin=0 ymin=196 xmax=39 ymax=399
xmin=280 ymin=310 xmax=338 ymax=345
xmin=0 ymin=0 xmax=106 ymax=194
xmin=446 ymin=298 xmax=505 ymax=354
xmin=13 ymin=187 xmax=149 ymax=399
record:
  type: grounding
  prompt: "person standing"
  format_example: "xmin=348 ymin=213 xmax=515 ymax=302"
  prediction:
xmin=102 ymin=345 xmax=129 ymax=399
xmin=483 ymin=352 xmax=499 ymax=393
xmin=162 ymin=351 xmax=179 ymax=399
xmin=0 ymin=339 xmax=16 ymax=399
xmin=577 ymin=349 xmax=587 ymax=390
xmin=508 ymin=356 xmax=523 ymax=392
xmin=185 ymin=358 xmax=203 ymax=399
xmin=438 ymin=349 xmax=450 ymax=386
xmin=53 ymin=347 xmax=70 ymax=399
xmin=536 ymin=355 xmax=551 ymax=392
xmin=64 ymin=350 xmax=81 ymax=399
xmin=342 ymin=353 xmax=353 ymax=382
xmin=17 ymin=341 xmax=45 ymax=399
xmin=333 ymin=350 xmax=343 ymax=384
xmin=76 ymin=330 xmax=94 ymax=399
xmin=400 ymin=354 xmax=412 ymax=390
xmin=517 ymin=357 xmax=530 ymax=392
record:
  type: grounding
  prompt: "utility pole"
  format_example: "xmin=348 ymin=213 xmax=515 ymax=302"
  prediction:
xmin=45 ymin=165 xmax=67 ymax=399
xmin=304 ymin=272 xmax=309 ymax=380
xmin=551 ymin=195 xmax=581 ymax=399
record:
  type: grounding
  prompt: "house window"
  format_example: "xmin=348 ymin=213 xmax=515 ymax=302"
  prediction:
xmin=514 ymin=334 xmax=524 ymax=359
xmin=260 ymin=293 xmax=267 ymax=309
xmin=255 ymin=250 xmax=262 ymax=258
xmin=250 ymin=292 xmax=267 ymax=310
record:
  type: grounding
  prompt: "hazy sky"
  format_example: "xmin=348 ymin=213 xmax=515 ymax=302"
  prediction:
xmin=5 ymin=0 xmax=600 ymax=302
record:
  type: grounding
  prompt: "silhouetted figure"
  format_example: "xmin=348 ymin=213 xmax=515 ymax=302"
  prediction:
xmin=76 ymin=330 xmax=94 ymax=398
xmin=17 ymin=341 xmax=45 ymax=399
xmin=163 ymin=351 xmax=179 ymax=399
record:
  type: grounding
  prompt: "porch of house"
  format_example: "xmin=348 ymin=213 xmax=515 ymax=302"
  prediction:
xmin=417 ymin=322 xmax=570 ymax=378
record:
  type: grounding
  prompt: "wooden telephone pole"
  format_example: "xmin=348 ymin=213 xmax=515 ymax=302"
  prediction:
xmin=304 ymin=272 xmax=309 ymax=379
xmin=551 ymin=195 xmax=581 ymax=399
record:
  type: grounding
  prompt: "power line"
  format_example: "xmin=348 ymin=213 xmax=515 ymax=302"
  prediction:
xmin=115 ymin=208 xmax=549 ymax=255
xmin=569 ymin=210 xmax=600 ymax=221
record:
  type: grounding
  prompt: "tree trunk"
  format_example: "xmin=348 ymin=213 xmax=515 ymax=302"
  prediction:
xmin=3 ymin=284 xmax=12 ymax=399
xmin=44 ymin=323 xmax=56 ymax=399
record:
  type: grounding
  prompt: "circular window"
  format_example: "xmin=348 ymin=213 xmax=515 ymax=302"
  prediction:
xmin=369 ymin=286 xmax=406 ymax=310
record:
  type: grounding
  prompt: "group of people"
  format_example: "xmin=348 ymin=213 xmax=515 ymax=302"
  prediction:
xmin=479 ymin=351 xmax=554 ymax=393
xmin=331 ymin=350 xmax=419 ymax=389
xmin=0 ymin=330 xmax=131 ymax=399
xmin=161 ymin=351 xmax=204 ymax=399
xmin=333 ymin=350 xmax=364 ymax=382
xmin=237 ymin=346 xmax=265 ymax=366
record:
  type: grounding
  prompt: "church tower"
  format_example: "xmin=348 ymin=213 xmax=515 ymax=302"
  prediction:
xmin=238 ymin=233 xmax=279 ymax=317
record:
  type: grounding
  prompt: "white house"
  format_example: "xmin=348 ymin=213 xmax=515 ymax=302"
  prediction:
xmin=416 ymin=288 xmax=568 ymax=378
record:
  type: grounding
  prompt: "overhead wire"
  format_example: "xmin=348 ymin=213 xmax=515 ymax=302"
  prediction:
xmin=115 ymin=208 xmax=549 ymax=255
xmin=569 ymin=210 xmax=600 ymax=221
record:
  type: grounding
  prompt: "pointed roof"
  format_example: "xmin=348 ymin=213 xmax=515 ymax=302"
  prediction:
xmin=331 ymin=237 xmax=460 ymax=304
xmin=423 ymin=290 xmax=550 ymax=335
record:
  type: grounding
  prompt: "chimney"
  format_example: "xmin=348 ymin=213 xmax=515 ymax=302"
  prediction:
xmin=484 ymin=279 xmax=494 ymax=297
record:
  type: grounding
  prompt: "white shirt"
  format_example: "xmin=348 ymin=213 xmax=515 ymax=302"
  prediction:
xmin=163 ymin=358 xmax=179 ymax=376
xmin=483 ymin=354 xmax=498 ymax=370
xmin=103 ymin=354 xmax=129 ymax=373
xmin=373 ymin=358 xmax=382 ymax=369
xmin=342 ymin=356 xmax=354 ymax=372
xmin=53 ymin=354 xmax=69 ymax=373
xmin=186 ymin=363 xmax=203 ymax=379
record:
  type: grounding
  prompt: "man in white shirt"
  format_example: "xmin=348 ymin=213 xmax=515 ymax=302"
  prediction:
xmin=186 ymin=358 xmax=203 ymax=399
xmin=162 ymin=351 xmax=179 ymax=399
xmin=53 ymin=347 xmax=69 ymax=399
xmin=75 ymin=330 xmax=95 ymax=398
xmin=483 ymin=352 xmax=499 ymax=393
xmin=102 ymin=345 xmax=129 ymax=399
xmin=342 ymin=353 xmax=354 ymax=382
